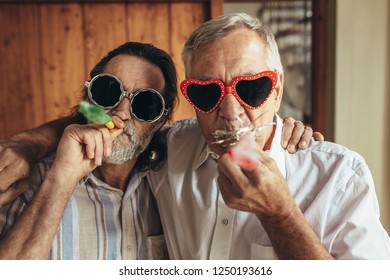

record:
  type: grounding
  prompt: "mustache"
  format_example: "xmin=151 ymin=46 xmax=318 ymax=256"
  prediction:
xmin=120 ymin=121 xmax=135 ymax=136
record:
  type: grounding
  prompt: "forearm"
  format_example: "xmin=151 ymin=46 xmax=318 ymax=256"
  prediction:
xmin=0 ymin=168 xmax=77 ymax=259
xmin=10 ymin=115 xmax=83 ymax=163
xmin=260 ymin=205 xmax=334 ymax=260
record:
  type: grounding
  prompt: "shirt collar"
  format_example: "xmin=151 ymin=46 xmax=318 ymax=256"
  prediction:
xmin=79 ymin=168 xmax=144 ymax=196
xmin=79 ymin=173 xmax=117 ymax=191
xmin=195 ymin=142 xmax=213 ymax=168
xmin=268 ymin=115 xmax=287 ymax=179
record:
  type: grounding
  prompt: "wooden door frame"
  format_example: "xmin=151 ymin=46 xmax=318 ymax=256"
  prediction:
xmin=224 ymin=0 xmax=335 ymax=137
xmin=312 ymin=0 xmax=335 ymax=139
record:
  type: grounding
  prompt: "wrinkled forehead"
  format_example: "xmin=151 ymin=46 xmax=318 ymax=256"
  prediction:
xmin=103 ymin=54 xmax=165 ymax=94
xmin=188 ymin=29 xmax=268 ymax=82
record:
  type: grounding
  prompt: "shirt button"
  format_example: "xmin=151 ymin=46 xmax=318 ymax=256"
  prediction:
xmin=222 ymin=218 xmax=229 ymax=225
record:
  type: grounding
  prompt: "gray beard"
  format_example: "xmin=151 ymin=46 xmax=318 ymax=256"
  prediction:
xmin=103 ymin=121 xmax=157 ymax=164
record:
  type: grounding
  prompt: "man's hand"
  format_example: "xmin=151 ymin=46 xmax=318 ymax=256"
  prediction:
xmin=0 ymin=139 xmax=35 ymax=207
xmin=281 ymin=117 xmax=324 ymax=153
xmin=0 ymin=115 xmax=125 ymax=206
xmin=50 ymin=124 xmax=123 ymax=183
xmin=217 ymin=150 xmax=296 ymax=221
xmin=217 ymin=149 xmax=333 ymax=260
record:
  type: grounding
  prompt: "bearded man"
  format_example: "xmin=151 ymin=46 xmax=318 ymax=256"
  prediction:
xmin=0 ymin=42 xmax=177 ymax=260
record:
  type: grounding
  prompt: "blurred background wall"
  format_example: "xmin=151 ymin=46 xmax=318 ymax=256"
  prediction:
xmin=334 ymin=0 xmax=390 ymax=232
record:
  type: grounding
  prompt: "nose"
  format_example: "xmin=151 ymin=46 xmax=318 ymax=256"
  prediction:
xmin=110 ymin=98 xmax=132 ymax=121
xmin=218 ymin=92 xmax=245 ymax=122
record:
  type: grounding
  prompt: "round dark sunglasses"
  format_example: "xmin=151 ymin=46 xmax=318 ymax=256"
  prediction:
xmin=85 ymin=73 xmax=168 ymax=123
xmin=180 ymin=70 xmax=278 ymax=113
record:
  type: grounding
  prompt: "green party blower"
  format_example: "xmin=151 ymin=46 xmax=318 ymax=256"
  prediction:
xmin=78 ymin=101 xmax=115 ymax=129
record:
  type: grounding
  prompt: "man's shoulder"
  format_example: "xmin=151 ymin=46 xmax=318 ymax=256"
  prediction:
xmin=166 ymin=118 xmax=202 ymax=142
xmin=162 ymin=117 xmax=206 ymax=166
xmin=158 ymin=118 xmax=200 ymax=139
xmin=285 ymin=140 xmax=373 ymax=199
xmin=305 ymin=140 xmax=366 ymax=171
xmin=169 ymin=118 xmax=200 ymax=135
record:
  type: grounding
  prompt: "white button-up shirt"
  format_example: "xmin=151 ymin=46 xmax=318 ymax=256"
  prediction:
xmin=148 ymin=116 xmax=390 ymax=259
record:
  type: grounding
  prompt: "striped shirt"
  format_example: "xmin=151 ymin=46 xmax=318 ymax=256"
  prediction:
xmin=0 ymin=153 xmax=168 ymax=260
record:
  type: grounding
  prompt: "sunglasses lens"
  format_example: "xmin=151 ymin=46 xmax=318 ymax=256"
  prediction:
xmin=90 ymin=75 xmax=122 ymax=107
xmin=132 ymin=90 xmax=164 ymax=121
xmin=235 ymin=76 xmax=273 ymax=107
xmin=186 ymin=83 xmax=221 ymax=112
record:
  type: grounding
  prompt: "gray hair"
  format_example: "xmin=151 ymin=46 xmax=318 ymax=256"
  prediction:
xmin=182 ymin=13 xmax=283 ymax=77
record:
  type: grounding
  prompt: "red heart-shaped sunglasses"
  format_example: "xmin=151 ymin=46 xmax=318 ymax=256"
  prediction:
xmin=180 ymin=70 xmax=278 ymax=113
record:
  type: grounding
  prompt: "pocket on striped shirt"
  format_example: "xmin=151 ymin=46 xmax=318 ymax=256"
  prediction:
xmin=147 ymin=234 xmax=169 ymax=260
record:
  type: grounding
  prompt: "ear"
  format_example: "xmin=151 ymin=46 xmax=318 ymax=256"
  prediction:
xmin=273 ymin=71 xmax=284 ymax=112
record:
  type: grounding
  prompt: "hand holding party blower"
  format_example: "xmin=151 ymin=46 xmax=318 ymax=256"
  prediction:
xmin=227 ymin=131 xmax=260 ymax=169
xmin=77 ymin=101 xmax=115 ymax=129
xmin=226 ymin=122 xmax=276 ymax=169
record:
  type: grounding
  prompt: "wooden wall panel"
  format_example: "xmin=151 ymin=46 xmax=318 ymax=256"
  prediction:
xmin=83 ymin=3 xmax=127 ymax=76
xmin=170 ymin=2 xmax=208 ymax=121
xmin=40 ymin=3 xmax=85 ymax=120
xmin=0 ymin=53 xmax=3 ymax=137
xmin=0 ymin=4 xmax=45 ymax=137
xmin=127 ymin=3 xmax=170 ymax=53
xmin=0 ymin=5 xmax=16 ymax=138
xmin=0 ymin=1 xmax=223 ymax=139
xmin=210 ymin=0 xmax=223 ymax=18
xmin=0 ymin=5 xmax=10 ymax=137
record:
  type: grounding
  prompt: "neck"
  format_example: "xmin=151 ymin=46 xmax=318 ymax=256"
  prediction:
xmin=92 ymin=158 xmax=138 ymax=191
xmin=263 ymin=125 xmax=276 ymax=151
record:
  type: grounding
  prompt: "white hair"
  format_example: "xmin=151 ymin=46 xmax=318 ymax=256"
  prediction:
xmin=182 ymin=13 xmax=283 ymax=76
